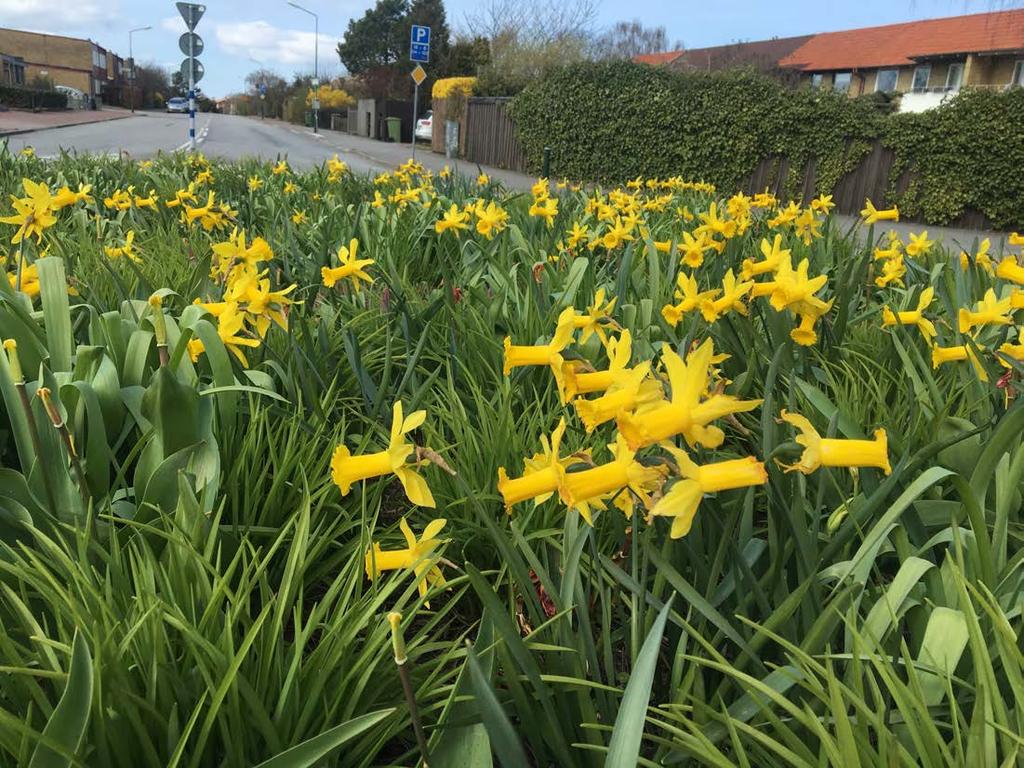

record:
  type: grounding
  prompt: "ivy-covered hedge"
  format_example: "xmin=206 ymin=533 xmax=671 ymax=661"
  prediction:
xmin=509 ymin=61 xmax=1024 ymax=229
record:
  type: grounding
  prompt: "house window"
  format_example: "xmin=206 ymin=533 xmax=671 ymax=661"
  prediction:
xmin=833 ymin=71 xmax=852 ymax=93
xmin=1011 ymin=60 xmax=1024 ymax=88
xmin=875 ymin=68 xmax=899 ymax=93
xmin=810 ymin=73 xmax=823 ymax=89
xmin=912 ymin=64 xmax=931 ymax=91
xmin=945 ymin=62 xmax=964 ymax=90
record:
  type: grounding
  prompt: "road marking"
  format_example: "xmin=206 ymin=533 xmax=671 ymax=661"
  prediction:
xmin=174 ymin=118 xmax=211 ymax=152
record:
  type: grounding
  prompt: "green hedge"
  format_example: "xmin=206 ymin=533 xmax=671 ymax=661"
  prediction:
xmin=0 ymin=84 xmax=68 ymax=111
xmin=509 ymin=61 xmax=1024 ymax=229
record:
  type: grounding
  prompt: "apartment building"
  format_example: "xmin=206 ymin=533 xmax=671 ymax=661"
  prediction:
xmin=0 ymin=27 xmax=126 ymax=103
xmin=636 ymin=9 xmax=1024 ymax=112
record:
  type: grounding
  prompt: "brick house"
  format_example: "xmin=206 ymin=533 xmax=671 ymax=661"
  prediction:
xmin=636 ymin=9 xmax=1024 ymax=112
xmin=0 ymin=27 xmax=127 ymax=104
xmin=778 ymin=9 xmax=1024 ymax=111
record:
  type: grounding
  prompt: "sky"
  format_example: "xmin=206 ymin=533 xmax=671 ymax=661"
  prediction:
xmin=0 ymin=0 xmax=1011 ymax=98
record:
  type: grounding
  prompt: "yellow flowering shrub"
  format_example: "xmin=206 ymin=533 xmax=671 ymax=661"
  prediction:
xmin=432 ymin=77 xmax=476 ymax=100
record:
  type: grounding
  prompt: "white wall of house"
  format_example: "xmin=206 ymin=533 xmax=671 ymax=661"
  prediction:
xmin=899 ymin=90 xmax=956 ymax=112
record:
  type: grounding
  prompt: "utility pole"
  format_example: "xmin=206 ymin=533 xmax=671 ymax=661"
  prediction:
xmin=287 ymin=2 xmax=319 ymax=134
xmin=128 ymin=26 xmax=151 ymax=113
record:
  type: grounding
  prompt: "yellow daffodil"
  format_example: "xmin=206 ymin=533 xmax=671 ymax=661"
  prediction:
xmin=210 ymin=227 xmax=272 ymax=278
xmin=874 ymin=253 xmax=906 ymax=288
xmin=960 ymin=239 xmax=993 ymax=273
xmin=996 ymin=257 xmax=1024 ymax=285
xmin=779 ymin=409 xmax=890 ymax=475
xmin=104 ymin=230 xmax=140 ymax=262
xmin=291 ymin=210 xmax=308 ymax=225
xmin=700 ymin=269 xmax=753 ymax=322
xmin=678 ymin=230 xmax=711 ymax=268
xmin=331 ymin=400 xmax=436 ymax=507
xmin=51 ymin=183 xmax=92 ymax=209
xmin=959 ymin=288 xmax=1013 ymax=334
xmin=618 ymin=340 xmax=762 ymax=450
xmin=322 ymin=238 xmax=374 ymax=292
xmin=651 ymin=445 xmax=767 ymax=538
xmin=562 ymin=330 xmax=639 ymax=401
xmin=194 ymin=168 xmax=214 ymax=185
xmin=435 ymin=203 xmax=470 ymax=236
xmin=905 ymin=231 xmax=934 ymax=258
xmin=477 ymin=173 xmax=490 ymax=186
xmin=365 ymin=517 xmax=447 ymax=601
xmin=932 ymin=343 xmax=988 ymax=381
xmin=272 ymin=160 xmax=289 ymax=175
xmin=284 ymin=181 xmax=298 ymax=195
xmin=695 ymin=202 xmax=736 ymax=241
xmin=572 ymin=288 xmax=617 ymax=346
xmin=247 ymin=176 xmax=264 ymax=192
xmin=881 ymin=286 xmax=937 ymax=343
xmin=497 ymin=418 xmax=569 ymax=509
xmin=503 ymin=307 xmax=577 ymax=398
xmin=0 ymin=178 xmax=57 ymax=243
xmin=599 ymin=216 xmax=634 ymax=250
xmin=793 ymin=208 xmax=822 ymax=245
xmin=104 ymin=188 xmax=132 ymax=211
xmin=165 ymin=182 xmax=198 ymax=209
xmin=861 ymin=200 xmax=899 ymax=224
xmin=810 ymin=194 xmax=835 ymax=214
xmin=662 ymin=272 xmax=719 ymax=327
xmin=559 ymin=436 xmax=663 ymax=524
xmin=741 ymin=235 xmax=789 ymax=280
xmin=997 ymin=342 xmax=1024 ymax=366
xmin=133 ymin=189 xmax=158 ymax=209
xmin=566 ymin=221 xmax=589 ymax=249
xmin=6 ymin=258 xmax=39 ymax=297
xmin=790 ymin=302 xmax=832 ymax=347
xmin=473 ymin=200 xmax=509 ymax=239
xmin=212 ymin=302 xmax=261 ymax=366
xmin=529 ymin=195 xmax=559 ymax=228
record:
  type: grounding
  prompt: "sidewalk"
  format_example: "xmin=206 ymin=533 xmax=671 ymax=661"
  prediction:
xmin=0 ymin=107 xmax=134 ymax=137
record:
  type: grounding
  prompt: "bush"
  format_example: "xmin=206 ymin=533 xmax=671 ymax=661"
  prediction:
xmin=509 ymin=61 xmax=1024 ymax=228
xmin=432 ymin=76 xmax=476 ymax=99
xmin=0 ymin=84 xmax=68 ymax=110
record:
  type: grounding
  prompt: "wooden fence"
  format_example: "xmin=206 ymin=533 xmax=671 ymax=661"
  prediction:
xmin=463 ymin=97 xmax=528 ymax=173
xmin=431 ymin=96 xmax=991 ymax=228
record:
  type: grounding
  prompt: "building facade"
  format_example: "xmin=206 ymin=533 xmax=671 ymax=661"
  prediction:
xmin=778 ymin=10 xmax=1024 ymax=112
xmin=636 ymin=9 xmax=1024 ymax=112
xmin=0 ymin=27 xmax=126 ymax=103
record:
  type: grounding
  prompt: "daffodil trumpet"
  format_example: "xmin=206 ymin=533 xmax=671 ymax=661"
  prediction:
xmin=779 ymin=410 xmax=891 ymax=475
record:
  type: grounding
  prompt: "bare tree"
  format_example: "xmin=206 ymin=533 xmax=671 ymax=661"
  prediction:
xmin=463 ymin=0 xmax=599 ymax=46
xmin=592 ymin=20 xmax=682 ymax=60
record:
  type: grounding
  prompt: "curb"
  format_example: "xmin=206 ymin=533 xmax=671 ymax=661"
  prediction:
xmin=0 ymin=112 xmax=135 ymax=138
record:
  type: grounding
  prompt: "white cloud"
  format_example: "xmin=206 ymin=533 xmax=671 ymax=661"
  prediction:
xmin=161 ymin=15 xmax=188 ymax=34
xmin=0 ymin=0 xmax=113 ymax=26
xmin=214 ymin=20 xmax=336 ymax=71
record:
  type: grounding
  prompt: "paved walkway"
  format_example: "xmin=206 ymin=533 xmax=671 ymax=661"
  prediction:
xmin=0 ymin=107 xmax=133 ymax=136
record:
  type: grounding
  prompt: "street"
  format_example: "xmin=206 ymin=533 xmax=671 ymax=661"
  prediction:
xmin=1 ymin=111 xmax=533 ymax=187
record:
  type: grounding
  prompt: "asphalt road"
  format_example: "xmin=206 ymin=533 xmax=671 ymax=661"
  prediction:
xmin=3 ymin=112 xmax=387 ymax=174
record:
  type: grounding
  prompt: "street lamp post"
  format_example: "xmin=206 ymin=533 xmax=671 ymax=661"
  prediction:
xmin=128 ymin=25 xmax=151 ymax=114
xmin=286 ymin=1 xmax=318 ymax=134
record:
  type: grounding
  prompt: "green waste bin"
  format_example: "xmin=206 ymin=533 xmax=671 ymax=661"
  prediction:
xmin=385 ymin=116 xmax=402 ymax=142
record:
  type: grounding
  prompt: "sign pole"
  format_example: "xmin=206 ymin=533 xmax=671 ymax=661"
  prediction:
xmin=411 ymin=82 xmax=418 ymax=160
xmin=188 ymin=16 xmax=196 ymax=152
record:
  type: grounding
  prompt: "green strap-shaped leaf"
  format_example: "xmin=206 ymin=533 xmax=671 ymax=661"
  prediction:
xmin=604 ymin=595 xmax=674 ymax=768
xmin=253 ymin=709 xmax=394 ymax=768
xmin=29 ymin=630 xmax=93 ymax=768
xmin=36 ymin=257 xmax=73 ymax=373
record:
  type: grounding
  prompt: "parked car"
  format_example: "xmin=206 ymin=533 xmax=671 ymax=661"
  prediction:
xmin=166 ymin=97 xmax=189 ymax=113
xmin=414 ymin=110 xmax=432 ymax=141
xmin=55 ymin=85 xmax=87 ymax=109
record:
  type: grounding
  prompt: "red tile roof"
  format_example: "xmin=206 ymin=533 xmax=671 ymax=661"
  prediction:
xmin=780 ymin=9 xmax=1024 ymax=71
xmin=634 ymin=50 xmax=685 ymax=66
xmin=671 ymin=35 xmax=812 ymax=71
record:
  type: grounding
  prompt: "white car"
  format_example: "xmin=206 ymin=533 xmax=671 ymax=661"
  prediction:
xmin=414 ymin=110 xmax=432 ymax=141
xmin=166 ymin=97 xmax=189 ymax=113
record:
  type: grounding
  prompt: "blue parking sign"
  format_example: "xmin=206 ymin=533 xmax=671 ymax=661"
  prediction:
xmin=410 ymin=25 xmax=430 ymax=62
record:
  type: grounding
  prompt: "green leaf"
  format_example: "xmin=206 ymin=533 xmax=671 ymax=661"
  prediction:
xmin=466 ymin=641 xmax=530 ymax=768
xmin=605 ymin=595 xmax=674 ymax=767
xmin=252 ymin=709 xmax=394 ymax=768
xmin=36 ymin=257 xmax=73 ymax=373
xmin=29 ymin=630 xmax=93 ymax=768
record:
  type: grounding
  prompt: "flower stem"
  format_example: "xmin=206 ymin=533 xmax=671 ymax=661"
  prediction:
xmin=388 ymin=612 xmax=430 ymax=766
xmin=37 ymin=387 xmax=89 ymax=507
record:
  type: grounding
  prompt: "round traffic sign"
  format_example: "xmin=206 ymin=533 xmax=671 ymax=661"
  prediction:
xmin=179 ymin=32 xmax=204 ymax=56
xmin=180 ymin=58 xmax=205 ymax=85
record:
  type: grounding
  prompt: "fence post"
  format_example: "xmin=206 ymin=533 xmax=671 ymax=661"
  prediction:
xmin=542 ymin=146 xmax=552 ymax=179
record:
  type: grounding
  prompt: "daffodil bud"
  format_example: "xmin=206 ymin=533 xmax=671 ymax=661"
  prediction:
xmin=3 ymin=339 xmax=23 ymax=383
